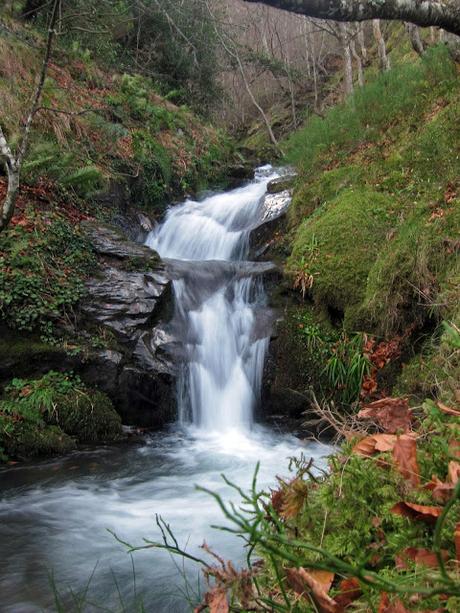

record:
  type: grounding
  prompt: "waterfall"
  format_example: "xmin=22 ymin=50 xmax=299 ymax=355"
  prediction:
xmin=146 ymin=166 xmax=279 ymax=432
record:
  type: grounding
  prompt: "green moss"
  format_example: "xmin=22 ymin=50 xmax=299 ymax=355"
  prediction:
xmin=0 ymin=372 xmax=122 ymax=460
xmin=2 ymin=423 xmax=76 ymax=459
xmin=364 ymin=202 xmax=460 ymax=334
xmin=50 ymin=389 xmax=122 ymax=443
xmin=289 ymin=188 xmax=394 ymax=327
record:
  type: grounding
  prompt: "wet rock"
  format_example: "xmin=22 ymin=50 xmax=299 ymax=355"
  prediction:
xmin=249 ymin=189 xmax=291 ymax=261
xmin=82 ymin=267 xmax=170 ymax=340
xmin=78 ymin=222 xmax=177 ymax=429
xmin=117 ymin=365 xmax=175 ymax=428
xmin=267 ymin=174 xmax=296 ymax=194
xmin=82 ymin=221 xmax=158 ymax=260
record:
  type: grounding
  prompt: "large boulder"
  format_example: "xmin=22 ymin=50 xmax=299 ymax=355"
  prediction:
xmin=79 ymin=222 xmax=177 ymax=428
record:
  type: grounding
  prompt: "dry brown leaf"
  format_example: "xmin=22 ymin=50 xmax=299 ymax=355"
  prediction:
xmin=358 ymin=398 xmax=413 ymax=433
xmin=334 ymin=577 xmax=362 ymax=609
xmin=352 ymin=434 xmax=398 ymax=457
xmin=437 ymin=402 xmax=460 ymax=417
xmin=392 ymin=435 xmax=420 ymax=487
xmin=449 ymin=439 xmax=460 ymax=459
xmin=285 ymin=567 xmax=338 ymax=612
xmin=425 ymin=460 xmax=460 ymax=503
xmin=426 ymin=475 xmax=455 ymax=504
xmin=448 ymin=461 xmax=460 ymax=485
xmin=395 ymin=547 xmax=449 ymax=569
xmin=390 ymin=501 xmax=443 ymax=524
xmin=378 ymin=593 xmax=409 ymax=612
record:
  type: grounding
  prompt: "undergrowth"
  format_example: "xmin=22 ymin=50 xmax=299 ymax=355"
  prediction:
xmin=0 ymin=209 xmax=96 ymax=339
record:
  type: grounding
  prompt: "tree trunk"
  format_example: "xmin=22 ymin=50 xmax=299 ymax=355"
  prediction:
xmin=373 ymin=19 xmax=391 ymax=72
xmin=339 ymin=22 xmax=354 ymax=96
xmin=406 ymin=22 xmax=426 ymax=56
xmin=357 ymin=23 xmax=367 ymax=63
xmin=350 ymin=37 xmax=364 ymax=87
xmin=242 ymin=0 xmax=460 ymax=37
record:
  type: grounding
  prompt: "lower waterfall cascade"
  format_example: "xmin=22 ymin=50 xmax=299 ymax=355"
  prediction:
xmin=146 ymin=165 xmax=278 ymax=432
xmin=0 ymin=167 xmax=329 ymax=613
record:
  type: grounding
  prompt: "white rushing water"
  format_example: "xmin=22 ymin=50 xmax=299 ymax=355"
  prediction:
xmin=146 ymin=165 xmax=277 ymax=433
xmin=0 ymin=167 xmax=331 ymax=612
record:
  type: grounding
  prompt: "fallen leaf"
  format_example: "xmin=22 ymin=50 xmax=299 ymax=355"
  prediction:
xmin=334 ymin=577 xmax=361 ymax=609
xmin=358 ymin=397 xmax=412 ymax=433
xmin=437 ymin=402 xmax=460 ymax=417
xmin=378 ymin=593 xmax=409 ymax=613
xmin=285 ymin=567 xmax=338 ymax=612
xmin=353 ymin=434 xmax=398 ymax=457
xmin=392 ymin=435 xmax=420 ymax=487
xmin=449 ymin=439 xmax=460 ymax=459
xmin=448 ymin=461 xmax=460 ymax=485
xmin=395 ymin=547 xmax=449 ymax=569
xmin=390 ymin=501 xmax=443 ymax=524
xmin=426 ymin=475 xmax=455 ymax=503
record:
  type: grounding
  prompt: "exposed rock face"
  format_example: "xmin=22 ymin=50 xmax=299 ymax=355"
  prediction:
xmin=249 ymin=189 xmax=291 ymax=261
xmin=266 ymin=174 xmax=296 ymax=194
xmin=79 ymin=221 xmax=176 ymax=427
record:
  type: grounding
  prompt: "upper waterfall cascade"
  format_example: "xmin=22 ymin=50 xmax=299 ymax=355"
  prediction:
xmin=146 ymin=165 xmax=281 ymax=432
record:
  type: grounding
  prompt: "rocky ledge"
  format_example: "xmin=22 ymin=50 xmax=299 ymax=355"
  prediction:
xmin=78 ymin=221 xmax=176 ymax=428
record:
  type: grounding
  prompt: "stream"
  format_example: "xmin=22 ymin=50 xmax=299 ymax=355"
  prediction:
xmin=0 ymin=167 xmax=330 ymax=612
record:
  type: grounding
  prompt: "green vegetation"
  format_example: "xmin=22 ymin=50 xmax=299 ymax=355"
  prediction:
xmin=0 ymin=209 xmax=96 ymax=339
xmin=0 ymin=371 xmax=121 ymax=460
xmin=284 ymin=46 xmax=459 ymax=403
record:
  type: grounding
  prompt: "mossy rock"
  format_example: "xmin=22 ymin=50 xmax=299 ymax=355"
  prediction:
xmin=288 ymin=188 xmax=394 ymax=329
xmin=49 ymin=389 xmax=122 ymax=443
xmin=2 ymin=423 xmax=76 ymax=459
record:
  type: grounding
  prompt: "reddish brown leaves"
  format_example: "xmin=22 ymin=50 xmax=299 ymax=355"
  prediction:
xmin=334 ymin=577 xmax=362 ymax=609
xmin=195 ymin=588 xmax=228 ymax=613
xmin=352 ymin=434 xmax=398 ymax=457
xmin=392 ymin=435 xmax=420 ymax=487
xmin=285 ymin=567 xmax=337 ymax=613
xmin=390 ymin=501 xmax=443 ymax=524
xmin=361 ymin=335 xmax=408 ymax=399
xmin=448 ymin=461 xmax=460 ymax=485
xmin=425 ymin=460 xmax=460 ymax=503
xmin=358 ymin=398 xmax=413 ymax=434
xmin=378 ymin=593 xmax=409 ymax=613
xmin=444 ymin=182 xmax=457 ymax=205
xmin=395 ymin=547 xmax=449 ymax=569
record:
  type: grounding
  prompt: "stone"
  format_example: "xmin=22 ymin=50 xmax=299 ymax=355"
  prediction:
xmin=77 ymin=222 xmax=177 ymax=429
xmin=266 ymin=174 xmax=296 ymax=194
xmin=82 ymin=220 xmax=158 ymax=260
xmin=82 ymin=267 xmax=170 ymax=340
